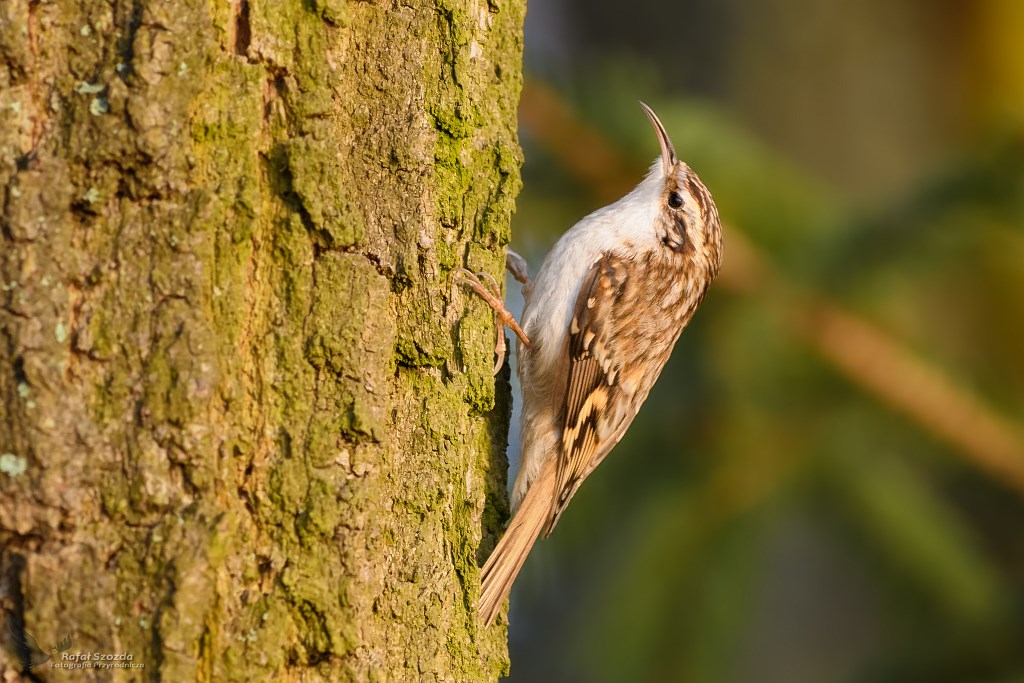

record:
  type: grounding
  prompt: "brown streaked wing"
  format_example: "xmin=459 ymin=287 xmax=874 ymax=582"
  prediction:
xmin=544 ymin=253 xmax=631 ymax=535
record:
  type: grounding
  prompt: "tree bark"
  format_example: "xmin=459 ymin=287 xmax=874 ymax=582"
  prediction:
xmin=0 ymin=0 xmax=522 ymax=679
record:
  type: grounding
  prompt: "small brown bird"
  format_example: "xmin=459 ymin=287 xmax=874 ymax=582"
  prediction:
xmin=460 ymin=102 xmax=723 ymax=625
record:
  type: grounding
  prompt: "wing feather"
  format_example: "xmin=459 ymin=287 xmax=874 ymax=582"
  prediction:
xmin=542 ymin=247 xmax=700 ymax=535
xmin=544 ymin=254 xmax=631 ymax=534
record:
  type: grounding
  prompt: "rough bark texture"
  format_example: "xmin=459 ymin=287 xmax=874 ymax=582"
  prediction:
xmin=0 ymin=0 xmax=522 ymax=679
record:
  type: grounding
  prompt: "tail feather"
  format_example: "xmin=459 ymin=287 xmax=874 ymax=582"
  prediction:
xmin=478 ymin=460 xmax=555 ymax=625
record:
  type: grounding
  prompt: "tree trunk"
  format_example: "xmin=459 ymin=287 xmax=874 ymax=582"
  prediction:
xmin=0 ymin=0 xmax=522 ymax=679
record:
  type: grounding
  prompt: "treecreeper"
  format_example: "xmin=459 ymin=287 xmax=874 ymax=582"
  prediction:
xmin=458 ymin=102 xmax=724 ymax=626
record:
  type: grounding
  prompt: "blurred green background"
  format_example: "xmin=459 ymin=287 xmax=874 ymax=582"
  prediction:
xmin=502 ymin=1 xmax=1024 ymax=681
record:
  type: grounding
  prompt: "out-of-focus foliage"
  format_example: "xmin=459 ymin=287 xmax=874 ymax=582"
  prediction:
xmin=504 ymin=2 xmax=1024 ymax=682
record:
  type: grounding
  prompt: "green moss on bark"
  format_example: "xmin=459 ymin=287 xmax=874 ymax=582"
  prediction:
xmin=1 ymin=0 xmax=523 ymax=680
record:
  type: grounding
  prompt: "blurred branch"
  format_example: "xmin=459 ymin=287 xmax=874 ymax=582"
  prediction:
xmin=519 ymin=80 xmax=1024 ymax=494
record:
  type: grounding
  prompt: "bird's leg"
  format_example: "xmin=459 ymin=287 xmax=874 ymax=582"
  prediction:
xmin=457 ymin=270 xmax=532 ymax=350
xmin=455 ymin=267 xmax=532 ymax=375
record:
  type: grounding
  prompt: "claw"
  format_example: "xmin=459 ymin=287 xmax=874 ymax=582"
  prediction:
xmin=493 ymin=326 xmax=507 ymax=375
xmin=455 ymin=266 xmax=531 ymax=376
xmin=477 ymin=271 xmax=502 ymax=297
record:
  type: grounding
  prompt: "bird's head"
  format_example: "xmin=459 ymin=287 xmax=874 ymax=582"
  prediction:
xmin=640 ymin=102 xmax=723 ymax=274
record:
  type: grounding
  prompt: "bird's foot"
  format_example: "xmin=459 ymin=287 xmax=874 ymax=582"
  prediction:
xmin=455 ymin=268 xmax=532 ymax=375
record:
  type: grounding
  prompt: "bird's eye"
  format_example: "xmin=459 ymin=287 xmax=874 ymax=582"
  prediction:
xmin=668 ymin=192 xmax=684 ymax=209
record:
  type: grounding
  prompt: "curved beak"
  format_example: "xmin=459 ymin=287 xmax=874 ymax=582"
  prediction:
xmin=639 ymin=101 xmax=677 ymax=173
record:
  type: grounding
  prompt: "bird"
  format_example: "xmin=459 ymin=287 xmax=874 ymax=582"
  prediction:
xmin=457 ymin=102 xmax=723 ymax=626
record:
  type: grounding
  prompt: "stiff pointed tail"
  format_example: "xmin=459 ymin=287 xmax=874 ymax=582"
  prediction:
xmin=478 ymin=460 xmax=556 ymax=626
